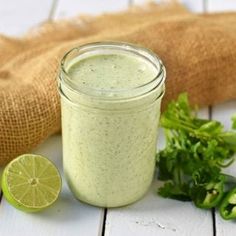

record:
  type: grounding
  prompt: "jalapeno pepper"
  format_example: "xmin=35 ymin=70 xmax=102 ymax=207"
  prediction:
xmin=191 ymin=181 xmax=224 ymax=209
xmin=220 ymin=187 xmax=236 ymax=220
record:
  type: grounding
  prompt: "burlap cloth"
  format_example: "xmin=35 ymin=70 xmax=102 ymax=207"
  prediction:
xmin=0 ymin=3 xmax=235 ymax=165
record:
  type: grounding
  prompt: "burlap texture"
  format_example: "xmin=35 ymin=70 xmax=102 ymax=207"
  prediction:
xmin=0 ymin=3 xmax=235 ymax=165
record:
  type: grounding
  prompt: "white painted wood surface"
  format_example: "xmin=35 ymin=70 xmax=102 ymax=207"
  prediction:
xmin=208 ymin=0 xmax=236 ymax=12
xmin=0 ymin=0 xmax=54 ymax=36
xmin=133 ymin=0 xmax=204 ymax=12
xmin=53 ymin=0 xmax=129 ymax=19
xmin=180 ymin=0 xmax=205 ymax=12
xmin=207 ymin=2 xmax=236 ymax=236
xmin=0 ymin=0 xmax=236 ymax=235
xmin=105 ymin=181 xmax=212 ymax=236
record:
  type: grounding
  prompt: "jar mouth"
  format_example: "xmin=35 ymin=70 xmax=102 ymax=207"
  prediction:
xmin=59 ymin=41 xmax=166 ymax=100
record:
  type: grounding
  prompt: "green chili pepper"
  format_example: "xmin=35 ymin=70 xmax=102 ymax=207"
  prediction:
xmin=220 ymin=188 xmax=236 ymax=220
xmin=191 ymin=181 xmax=224 ymax=209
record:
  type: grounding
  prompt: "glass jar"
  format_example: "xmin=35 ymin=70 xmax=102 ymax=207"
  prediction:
xmin=58 ymin=42 xmax=166 ymax=207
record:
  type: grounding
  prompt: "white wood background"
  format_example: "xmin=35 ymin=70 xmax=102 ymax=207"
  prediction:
xmin=0 ymin=0 xmax=235 ymax=235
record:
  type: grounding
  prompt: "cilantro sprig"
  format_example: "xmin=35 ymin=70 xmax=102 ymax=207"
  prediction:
xmin=157 ymin=93 xmax=236 ymax=218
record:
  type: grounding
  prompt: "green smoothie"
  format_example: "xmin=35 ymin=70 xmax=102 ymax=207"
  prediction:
xmin=60 ymin=43 xmax=165 ymax=207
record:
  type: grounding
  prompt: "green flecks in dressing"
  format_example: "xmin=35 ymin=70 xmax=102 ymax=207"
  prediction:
xmin=67 ymin=54 xmax=157 ymax=90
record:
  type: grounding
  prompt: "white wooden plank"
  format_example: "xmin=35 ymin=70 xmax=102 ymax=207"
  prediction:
xmin=54 ymin=0 xmax=129 ymax=19
xmin=105 ymin=108 xmax=213 ymax=236
xmin=0 ymin=0 xmax=54 ymax=36
xmin=211 ymin=101 xmax=236 ymax=236
xmin=105 ymin=182 xmax=212 ymax=236
xmin=208 ymin=0 xmax=236 ymax=232
xmin=180 ymin=0 xmax=204 ymax=12
xmin=198 ymin=107 xmax=209 ymax=119
xmin=1 ymin=1 xmax=108 ymax=234
xmin=208 ymin=0 xmax=236 ymax=12
xmin=211 ymin=101 xmax=236 ymax=131
xmin=132 ymin=0 xmax=160 ymax=5
xmin=132 ymin=0 xmax=204 ymax=12
xmin=0 ymin=135 xmax=104 ymax=236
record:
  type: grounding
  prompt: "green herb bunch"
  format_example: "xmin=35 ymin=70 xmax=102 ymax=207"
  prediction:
xmin=157 ymin=93 xmax=236 ymax=220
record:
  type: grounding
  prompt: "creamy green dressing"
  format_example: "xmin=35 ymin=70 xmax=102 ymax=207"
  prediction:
xmin=61 ymin=51 xmax=163 ymax=207
xmin=67 ymin=53 xmax=157 ymax=90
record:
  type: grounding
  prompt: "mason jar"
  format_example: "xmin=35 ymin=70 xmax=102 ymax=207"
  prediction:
xmin=58 ymin=42 xmax=166 ymax=207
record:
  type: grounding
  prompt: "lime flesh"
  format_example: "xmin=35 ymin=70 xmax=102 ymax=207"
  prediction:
xmin=2 ymin=154 xmax=61 ymax=212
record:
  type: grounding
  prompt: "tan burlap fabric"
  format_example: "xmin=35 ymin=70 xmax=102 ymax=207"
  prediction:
xmin=0 ymin=3 xmax=235 ymax=165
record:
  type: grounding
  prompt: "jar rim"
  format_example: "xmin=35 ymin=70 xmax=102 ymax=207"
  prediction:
xmin=59 ymin=41 xmax=166 ymax=100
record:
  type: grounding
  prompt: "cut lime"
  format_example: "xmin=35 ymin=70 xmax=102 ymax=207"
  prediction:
xmin=2 ymin=154 xmax=61 ymax=212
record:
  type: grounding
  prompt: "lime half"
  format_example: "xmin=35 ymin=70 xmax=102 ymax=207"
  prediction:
xmin=2 ymin=154 xmax=61 ymax=212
